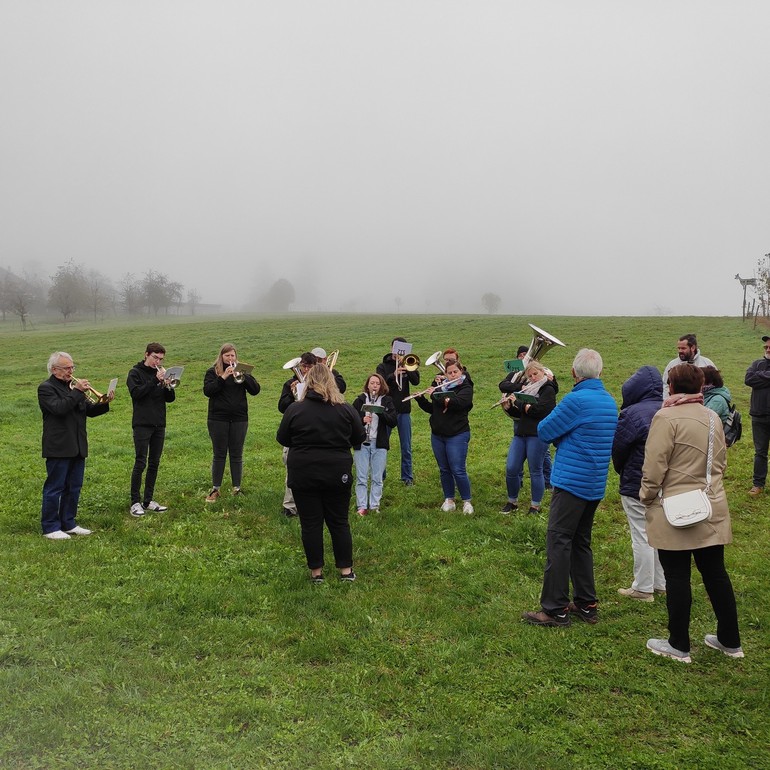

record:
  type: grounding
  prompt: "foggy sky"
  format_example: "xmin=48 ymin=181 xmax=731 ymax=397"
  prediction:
xmin=2 ymin=2 xmax=769 ymax=316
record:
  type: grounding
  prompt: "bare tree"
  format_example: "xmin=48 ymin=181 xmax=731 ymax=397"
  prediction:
xmin=119 ymin=273 xmax=144 ymax=315
xmin=85 ymin=269 xmax=114 ymax=321
xmin=48 ymin=259 xmax=86 ymax=322
xmin=187 ymin=288 xmax=201 ymax=315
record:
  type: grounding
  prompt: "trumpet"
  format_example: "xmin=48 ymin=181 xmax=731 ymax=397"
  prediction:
xmin=69 ymin=377 xmax=108 ymax=404
xmin=156 ymin=365 xmax=180 ymax=389
xmin=231 ymin=361 xmax=254 ymax=384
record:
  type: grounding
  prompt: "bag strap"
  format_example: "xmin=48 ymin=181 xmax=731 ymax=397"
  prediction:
xmin=704 ymin=411 xmax=715 ymax=494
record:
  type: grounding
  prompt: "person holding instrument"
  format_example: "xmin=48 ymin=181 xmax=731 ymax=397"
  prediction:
xmin=500 ymin=360 xmax=556 ymax=514
xmin=414 ymin=360 xmax=475 ymax=514
xmin=203 ymin=343 xmax=260 ymax=502
xmin=127 ymin=342 xmax=175 ymax=517
xmin=352 ymin=373 xmax=397 ymax=515
xmin=38 ymin=351 xmax=114 ymax=539
xmin=277 ymin=364 xmax=366 ymax=583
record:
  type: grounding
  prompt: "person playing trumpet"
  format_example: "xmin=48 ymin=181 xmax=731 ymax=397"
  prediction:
xmin=414 ymin=359 xmax=475 ymax=514
xmin=352 ymin=373 xmax=397 ymax=515
xmin=127 ymin=342 xmax=175 ymax=517
xmin=38 ymin=351 xmax=114 ymax=540
xmin=203 ymin=343 xmax=260 ymax=502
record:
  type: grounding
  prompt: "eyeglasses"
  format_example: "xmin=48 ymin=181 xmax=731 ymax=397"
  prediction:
xmin=55 ymin=365 xmax=75 ymax=371
xmin=149 ymin=353 xmax=165 ymax=361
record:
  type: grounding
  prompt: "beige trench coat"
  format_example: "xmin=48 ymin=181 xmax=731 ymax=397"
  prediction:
xmin=640 ymin=403 xmax=732 ymax=550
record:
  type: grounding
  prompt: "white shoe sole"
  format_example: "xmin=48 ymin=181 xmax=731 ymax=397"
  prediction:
xmin=647 ymin=641 xmax=691 ymax=664
xmin=704 ymin=635 xmax=745 ymax=658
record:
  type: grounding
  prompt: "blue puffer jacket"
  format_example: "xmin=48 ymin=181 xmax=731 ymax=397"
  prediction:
xmin=611 ymin=366 xmax=663 ymax=498
xmin=538 ymin=378 xmax=618 ymax=501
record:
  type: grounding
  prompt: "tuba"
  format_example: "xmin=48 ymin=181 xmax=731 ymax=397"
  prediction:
xmin=491 ymin=323 xmax=566 ymax=408
xmin=70 ymin=377 xmax=108 ymax=404
xmin=425 ymin=351 xmax=446 ymax=376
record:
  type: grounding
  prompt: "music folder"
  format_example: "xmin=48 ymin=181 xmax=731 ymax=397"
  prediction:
xmin=164 ymin=365 xmax=185 ymax=384
xmin=107 ymin=378 xmax=118 ymax=397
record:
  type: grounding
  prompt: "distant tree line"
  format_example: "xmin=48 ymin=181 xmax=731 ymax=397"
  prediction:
xmin=0 ymin=261 xmax=203 ymax=328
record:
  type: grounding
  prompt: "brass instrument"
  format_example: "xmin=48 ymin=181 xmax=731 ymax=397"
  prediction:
xmin=396 ymin=352 xmax=420 ymax=389
xmin=283 ymin=357 xmax=305 ymax=400
xmin=69 ymin=377 xmax=108 ymax=404
xmin=326 ymin=349 xmax=339 ymax=370
xmin=232 ymin=361 xmax=254 ymax=384
xmin=425 ymin=351 xmax=446 ymax=376
xmin=157 ymin=365 xmax=180 ymax=390
xmin=491 ymin=323 xmax=565 ymax=408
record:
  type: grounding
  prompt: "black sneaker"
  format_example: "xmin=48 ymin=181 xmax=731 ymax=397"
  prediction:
xmin=282 ymin=507 xmax=298 ymax=518
xmin=528 ymin=506 xmax=541 ymax=515
xmin=402 ymin=479 xmax=414 ymax=486
xmin=310 ymin=573 xmax=324 ymax=584
xmin=568 ymin=601 xmax=599 ymax=624
xmin=340 ymin=570 xmax=356 ymax=582
xmin=500 ymin=502 xmax=518 ymax=514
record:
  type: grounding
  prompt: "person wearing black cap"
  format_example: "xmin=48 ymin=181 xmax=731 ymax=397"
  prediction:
xmin=745 ymin=335 xmax=770 ymax=496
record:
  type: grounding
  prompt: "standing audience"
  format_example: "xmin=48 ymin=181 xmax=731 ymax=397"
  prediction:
xmin=745 ymin=335 xmax=770 ymax=496
xmin=662 ymin=333 xmax=715 ymax=399
xmin=523 ymin=349 xmax=618 ymax=627
xmin=612 ymin=366 xmax=666 ymax=602
xmin=701 ymin=366 xmax=732 ymax=427
xmin=641 ymin=364 xmax=743 ymax=662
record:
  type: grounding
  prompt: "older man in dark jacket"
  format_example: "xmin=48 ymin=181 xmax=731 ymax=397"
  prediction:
xmin=38 ymin=351 xmax=112 ymax=540
xmin=612 ymin=366 xmax=666 ymax=601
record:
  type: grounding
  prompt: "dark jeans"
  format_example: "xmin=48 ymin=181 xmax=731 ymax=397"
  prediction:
xmin=657 ymin=545 xmax=741 ymax=652
xmin=41 ymin=457 xmax=85 ymax=534
xmin=751 ymin=417 xmax=770 ymax=487
xmin=131 ymin=425 xmax=165 ymax=505
xmin=540 ymin=488 xmax=600 ymax=615
xmin=292 ymin=485 xmax=354 ymax=570
xmin=394 ymin=413 xmax=413 ymax=482
xmin=208 ymin=419 xmax=248 ymax=487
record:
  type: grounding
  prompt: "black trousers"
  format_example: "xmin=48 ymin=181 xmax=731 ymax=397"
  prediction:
xmin=207 ymin=419 xmax=248 ymax=488
xmin=131 ymin=425 xmax=165 ymax=505
xmin=540 ymin=488 xmax=600 ymax=615
xmin=657 ymin=545 xmax=741 ymax=652
xmin=292 ymin=485 xmax=354 ymax=570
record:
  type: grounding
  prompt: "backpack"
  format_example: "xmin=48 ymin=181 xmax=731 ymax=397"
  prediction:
xmin=723 ymin=403 xmax=743 ymax=447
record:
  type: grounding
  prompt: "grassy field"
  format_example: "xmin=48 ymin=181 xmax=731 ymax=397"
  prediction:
xmin=1 ymin=313 xmax=768 ymax=769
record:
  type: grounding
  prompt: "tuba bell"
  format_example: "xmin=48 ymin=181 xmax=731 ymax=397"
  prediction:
xmin=491 ymin=323 xmax=566 ymax=408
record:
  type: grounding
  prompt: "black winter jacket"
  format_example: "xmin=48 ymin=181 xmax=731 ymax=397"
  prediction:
xmin=611 ymin=365 xmax=663 ymax=497
xmin=745 ymin=357 xmax=770 ymax=419
xmin=415 ymin=378 xmax=473 ymax=437
xmin=203 ymin=367 xmax=260 ymax=422
xmin=38 ymin=375 xmax=109 ymax=458
xmin=504 ymin=381 xmax=557 ymax=437
xmin=351 ymin=393 xmax=398 ymax=450
xmin=276 ymin=390 xmax=367 ymax=491
xmin=376 ymin=355 xmax=420 ymax=414
xmin=127 ymin=361 xmax=175 ymax=428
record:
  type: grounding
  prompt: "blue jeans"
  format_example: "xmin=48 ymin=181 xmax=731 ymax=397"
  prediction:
xmin=430 ymin=431 xmax=471 ymax=500
xmin=751 ymin=417 xmax=770 ymax=487
xmin=41 ymin=457 xmax=85 ymax=534
xmin=395 ymin=413 xmax=413 ymax=482
xmin=506 ymin=435 xmax=548 ymax=505
xmin=354 ymin=443 xmax=387 ymax=509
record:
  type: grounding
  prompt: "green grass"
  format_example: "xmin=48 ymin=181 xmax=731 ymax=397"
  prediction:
xmin=1 ymin=313 xmax=768 ymax=769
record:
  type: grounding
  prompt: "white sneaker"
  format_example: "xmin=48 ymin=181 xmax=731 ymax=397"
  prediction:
xmin=144 ymin=500 xmax=168 ymax=512
xmin=441 ymin=499 xmax=456 ymax=512
xmin=43 ymin=530 xmax=71 ymax=540
xmin=462 ymin=501 xmax=474 ymax=515
xmin=65 ymin=526 xmax=92 ymax=536
xmin=130 ymin=503 xmax=146 ymax=517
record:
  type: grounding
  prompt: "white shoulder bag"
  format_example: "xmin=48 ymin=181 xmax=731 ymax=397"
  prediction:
xmin=661 ymin=411 xmax=715 ymax=528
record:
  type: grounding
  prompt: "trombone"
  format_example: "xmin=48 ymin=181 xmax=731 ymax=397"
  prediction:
xmin=396 ymin=352 xmax=420 ymax=389
xmin=69 ymin=377 xmax=109 ymax=404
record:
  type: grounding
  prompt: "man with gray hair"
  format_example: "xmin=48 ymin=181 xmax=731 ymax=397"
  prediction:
xmin=523 ymin=348 xmax=618 ymax=627
xmin=38 ymin=351 xmax=113 ymax=540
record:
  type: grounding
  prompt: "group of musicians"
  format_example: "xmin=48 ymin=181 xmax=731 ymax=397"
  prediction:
xmin=37 ymin=337 xmax=542 ymax=578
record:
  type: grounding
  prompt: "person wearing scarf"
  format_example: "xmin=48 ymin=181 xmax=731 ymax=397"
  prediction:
xmin=640 ymin=363 xmax=743 ymax=663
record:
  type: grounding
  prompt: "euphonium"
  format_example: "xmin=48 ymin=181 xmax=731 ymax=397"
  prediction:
xmin=425 ymin=351 xmax=446 ymax=376
xmin=69 ymin=377 xmax=108 ymax=404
